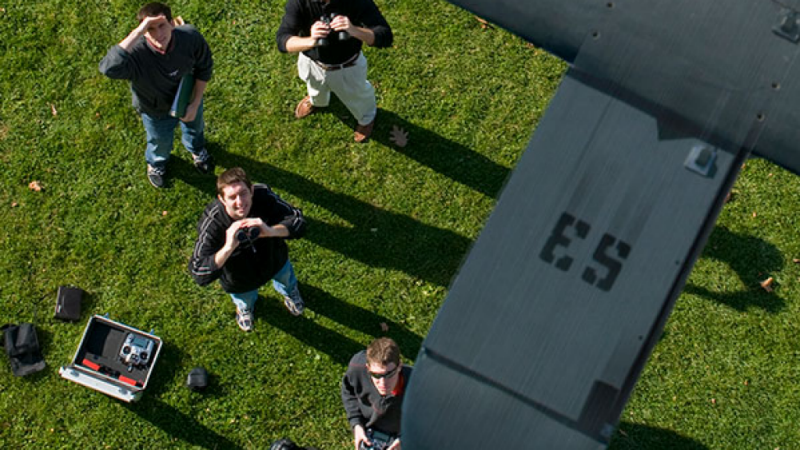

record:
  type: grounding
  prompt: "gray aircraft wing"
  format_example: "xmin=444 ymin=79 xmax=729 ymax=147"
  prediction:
xmin=403 ymin=0 xmax=800 ymax=447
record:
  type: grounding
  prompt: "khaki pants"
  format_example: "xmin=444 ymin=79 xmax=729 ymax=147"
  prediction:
xmin=298 ymin=52 xmax=377 ymax=126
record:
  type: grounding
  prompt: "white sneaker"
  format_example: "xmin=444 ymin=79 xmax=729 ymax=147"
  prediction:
xmin=283 ymin=286 xmax=305 ymax=316
xmin=236 ymin=308 xmax=253 ymax=332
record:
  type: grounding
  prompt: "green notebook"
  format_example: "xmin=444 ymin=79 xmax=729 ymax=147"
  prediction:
xmin=169 ymin=73 xmax=194 ymax=118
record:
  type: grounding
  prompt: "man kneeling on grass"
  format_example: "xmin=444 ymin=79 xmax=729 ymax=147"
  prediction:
xmin=189 ymin=168 xmax=307 ymax=331
xmin=341 ymin=337 xmax=412 ymax=450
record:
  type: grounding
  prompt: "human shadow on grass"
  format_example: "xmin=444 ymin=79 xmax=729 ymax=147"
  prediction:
xmin=184 ymin=146 xmax=472 ymax=288
xmin=322 ymin=105 xmax=511 ymax=198
xmin=127 ymin=398 xmax=242 ymax=450
xmin=300 ymin=284 xmax=422 ymax=359
xmin=609 ymin=422 xmax=708 ymax=450
xmin=683 ymin=226 xmax=785 ymax=313
xmin=167 ymin=155 xmax=218 ymax=192
xmin=255 ymin=292 xmax=362 ymax=366
xmin=255 ymin=284 xmax=423 ymax=366
xmin=123 ymin=341 xmax=241 ymax=449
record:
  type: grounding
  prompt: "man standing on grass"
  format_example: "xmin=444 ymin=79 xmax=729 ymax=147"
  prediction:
xmin=276 ymin=0 xmax=392 ymax=143
xmin=189 ymin=168 xmax=307 ymax=332
xmin=100 ymin=2 xmax=214 ymax=188
xmin=341 ymin=337 xmax=412 ymax=450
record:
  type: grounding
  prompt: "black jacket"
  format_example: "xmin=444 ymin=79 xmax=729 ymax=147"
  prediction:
xmin=276 ymin=0 xmax=393 ymax=65
xmin=341 ymin=350 xmax=412 ymax=435
xmin=189 ymin=184 xmax=306 ymax=293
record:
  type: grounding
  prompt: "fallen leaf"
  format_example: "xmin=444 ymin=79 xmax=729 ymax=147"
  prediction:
xmin=475 ymin=16 xmax=492 ymax=29
xmin=752 ymin=211 xmax=757 ymax=218
xmin=95 ymin=112 xmax=101 ymax=118
xmin=744 ymin=380 xmax=749 ymax=386
xmin=50 ymin=103 xmax=57 ymax=116
xmin=173 ymin=16 xmax=185 ymax=26
xmin=11 ymin=202 xmax=18 ymax=208
xmin=618 ymin=429 xmax=628 ymax=437
xmin=793 ymin=258 xmax=800 ymax=264
xmin=760 ymin=277 xmax=774 ymax=293
xmin=389 ymin=125 xmax=408 ymax=148
xmin=711 ymin=398 xmax=716 ymax=404
xmin=28 ymin=181 xmax=43 ymax=192
xmin=380 ymin=322 xmax=389 ymax=332
xmin=162 ymin=210 xmax=168 ymax=216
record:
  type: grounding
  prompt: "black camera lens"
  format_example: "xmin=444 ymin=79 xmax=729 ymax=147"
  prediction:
xmin=122 ymin=346 xmax=130 ymax=354
xmin=248 ymin=227 xmax=260 ymax=240
xmin=236 ymin=227 xmax=259 ymax=242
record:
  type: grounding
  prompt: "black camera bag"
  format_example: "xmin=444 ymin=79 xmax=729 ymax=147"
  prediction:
xmin=1 ymin=323 xmax=46 ymax=376
xmin=54 ymin=286 xmax=83 ymax=321
xmin=186 ymin=367 xmax=209 ymax=391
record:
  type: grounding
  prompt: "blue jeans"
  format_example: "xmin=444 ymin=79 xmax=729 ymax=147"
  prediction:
xmin=229 ymin=259 xmax=298 ymax=312
xmin=140 ymin=102 xmax=205 ymax=170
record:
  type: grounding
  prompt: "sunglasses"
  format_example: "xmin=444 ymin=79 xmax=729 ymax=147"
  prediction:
xmin=369 ymin=366 xmax=399 ymax=380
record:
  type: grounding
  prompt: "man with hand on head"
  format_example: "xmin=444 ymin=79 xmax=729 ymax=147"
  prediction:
xmin=189 ymin=168 xmax=307 ymax=332
xmin=341 ymin=337 xmax=412 ymax=450
xmin=100 ymin=2 xmax=214 ymax=188
xmin=276 ymin=0 xmax=393 ymax=143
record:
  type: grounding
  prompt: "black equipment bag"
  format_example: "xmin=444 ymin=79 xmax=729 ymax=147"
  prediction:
xmin=185 ymin=367 xmax=209 ymax=392
xmin=54 ymin=286 xmax=83 ymax=321
xmin=1 ymin=323 xmax=46 ymax=376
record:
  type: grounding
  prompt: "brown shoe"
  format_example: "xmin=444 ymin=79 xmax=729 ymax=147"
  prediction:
xmin=294 ymin=96 xmax=316 ymax=119
xmin=354 ymin=120 xmax=375 ymax=143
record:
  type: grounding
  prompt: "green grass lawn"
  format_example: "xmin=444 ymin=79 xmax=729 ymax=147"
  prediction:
xmin=1 ymin=0 xmax=799 ymax=448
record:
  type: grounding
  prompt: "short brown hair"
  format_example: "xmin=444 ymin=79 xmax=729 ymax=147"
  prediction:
xmin=216 ymin=167 xmax=252 ymax=196
xmin=137 ymin=2 xmax=172 ymax=23
xmin=366 ymin=337 xmax=400 ymax=367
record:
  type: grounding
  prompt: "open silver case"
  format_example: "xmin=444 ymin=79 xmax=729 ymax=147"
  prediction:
xmin=59 ymin=315 xmax=162 ymax=402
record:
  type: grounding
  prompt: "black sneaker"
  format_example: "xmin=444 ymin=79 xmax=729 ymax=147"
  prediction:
xmin=192 ymin=150 xmax=214 ymax=175
xmin=147 ymin=164 xmax=166 ymax=188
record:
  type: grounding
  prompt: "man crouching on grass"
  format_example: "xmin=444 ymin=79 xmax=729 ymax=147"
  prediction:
xmin=341 ymin=338 xmax=412 ymax=450
xmin=189 ymin=168 xmax=307 ymax=332
xmin=99 ymin=2 xmax=214 ymax=188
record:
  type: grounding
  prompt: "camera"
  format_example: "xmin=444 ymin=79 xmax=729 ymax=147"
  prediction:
xmin=317 ymin=13 xmax=350 ymax=47
xmin=359 ymin=429 xmax=396 ymax=450
xmin=119 ymin=332 xmax=155 ymax=370
xmin=236 ymin=227 xmax=260 ymax=242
